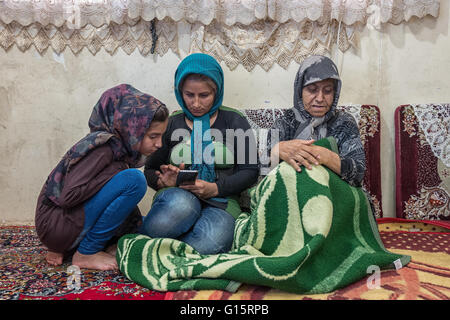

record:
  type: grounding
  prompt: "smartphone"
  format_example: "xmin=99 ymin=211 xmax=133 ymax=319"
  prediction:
xmin=176 ymin=170 xmax=198 ymax=186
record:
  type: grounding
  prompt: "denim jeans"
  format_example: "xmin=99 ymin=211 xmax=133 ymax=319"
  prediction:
xmin=72 ymin=169 xmax=147 ymax=255
xmin=140 ymin=188 xmax=235 ymax=255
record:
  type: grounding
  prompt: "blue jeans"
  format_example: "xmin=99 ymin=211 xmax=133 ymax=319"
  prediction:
xmin=72 ymin=169 xmax=147 ymax=255
xmin=140 ymin=188 xmax=235 ymax=254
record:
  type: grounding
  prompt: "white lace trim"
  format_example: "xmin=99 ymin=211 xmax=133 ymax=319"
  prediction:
xmin=0 ymin=18 xmax=353 ymax=71
xmin=0 ymin=1 xmax=440 ymax=71
xmin=411 ymin=104 xmax=450 ymax=167
xmin=0 ymin=0 xmax=440 ymax=28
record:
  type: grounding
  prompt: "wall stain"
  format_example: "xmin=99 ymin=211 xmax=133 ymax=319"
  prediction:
xmin=0 ymin=86 xmax=12 ymax=129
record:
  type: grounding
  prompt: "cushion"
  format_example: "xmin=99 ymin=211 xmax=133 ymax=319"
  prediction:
xmin=394 ymin=104 xmax=449 ymax=221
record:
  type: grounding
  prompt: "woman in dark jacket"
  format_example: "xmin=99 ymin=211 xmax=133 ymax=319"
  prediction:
xmin=35 ymin=84 xmax=168 ymax=270
xmin=268 ymin=55 xmax=366 ymax=187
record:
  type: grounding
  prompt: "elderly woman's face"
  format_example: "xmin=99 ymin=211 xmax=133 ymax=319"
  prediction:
xmin=182 ymin=79 xmax=215 ymax=117
xmin=302 ymin=78 xmax=335 ymax=117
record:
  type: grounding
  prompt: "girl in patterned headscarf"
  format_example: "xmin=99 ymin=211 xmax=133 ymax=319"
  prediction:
xmin=269 ymin=55 xmax=366 ymax=186
xmin=35 ymin=84 xmax=169 ymax=270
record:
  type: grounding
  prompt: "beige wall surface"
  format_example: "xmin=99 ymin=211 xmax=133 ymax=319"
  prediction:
xmin=1 ymin=2 xmax=449 ymax=224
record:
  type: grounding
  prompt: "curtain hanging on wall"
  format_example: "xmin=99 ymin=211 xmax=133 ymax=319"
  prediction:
xmin=0 ymin=0 xmax=440 ymax=71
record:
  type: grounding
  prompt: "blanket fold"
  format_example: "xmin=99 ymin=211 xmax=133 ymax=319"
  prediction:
xmin=117 ymin=137 xmax=410 ymax=294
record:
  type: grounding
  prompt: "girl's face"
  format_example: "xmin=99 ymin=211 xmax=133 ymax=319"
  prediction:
xmin=301 ymin=78 xmax=335 ymax=118
xmin=138 ymin=119 xmax=168 ymax=156
xmin=182 ymin=79 xmax=215 ymax=117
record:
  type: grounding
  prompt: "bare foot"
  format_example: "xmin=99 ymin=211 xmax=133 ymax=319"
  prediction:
xmin=46 ymin=251 xmax=64 ymax=266
xmin=72 ymin=250 xmax=118 ymax=271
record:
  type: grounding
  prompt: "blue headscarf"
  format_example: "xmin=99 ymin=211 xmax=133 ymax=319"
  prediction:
xmin=174 ymin=53 xmax=224 ymax=184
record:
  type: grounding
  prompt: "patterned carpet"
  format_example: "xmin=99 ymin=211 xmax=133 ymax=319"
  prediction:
xmin=0 ymin=226 xmax=165 ymax=300
xmin=1 ymin=219 xmax=449 ymax=300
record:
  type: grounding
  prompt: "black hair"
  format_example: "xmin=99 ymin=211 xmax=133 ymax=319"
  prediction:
xmin=152 ymin=104 xmax=169 ymax=123
xmin=179 ymin=73 xmax=217 ymax=94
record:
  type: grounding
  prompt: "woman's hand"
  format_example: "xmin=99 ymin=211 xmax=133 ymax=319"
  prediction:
xmin=180 ymin=180 xmax=219 ymax=199
xmin=272 ymin=139 xmax=320 ymax=172
xmin=156 ymin=163 xmax=185 ymax=188
xmin=272 ymin=140 xmax=341 ymax=175
xmin=308 ymin=145 xmax=341 ymax=175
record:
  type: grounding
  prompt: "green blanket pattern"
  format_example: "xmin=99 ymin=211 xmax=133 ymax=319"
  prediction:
xmin=117 ymin=138 xmax=410 ymax=294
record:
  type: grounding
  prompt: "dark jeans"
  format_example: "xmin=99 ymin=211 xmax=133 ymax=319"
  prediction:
xmin=140 ymin=188 xmax=235 ymax=254
xmin=72 ymin=169 xmax=147 ymax=255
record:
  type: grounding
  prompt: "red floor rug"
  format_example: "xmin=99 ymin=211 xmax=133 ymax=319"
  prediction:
xmin=1 ymin=220 xmax=449 ymax=300
xmin=0 ymin=226 xmax=165 ymax=300
xmin=165 ymin=219 xmax=450 ymax=300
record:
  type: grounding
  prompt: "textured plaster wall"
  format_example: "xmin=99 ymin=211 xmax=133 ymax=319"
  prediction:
xmin=0 ymin=2 xmax=449 ymax=224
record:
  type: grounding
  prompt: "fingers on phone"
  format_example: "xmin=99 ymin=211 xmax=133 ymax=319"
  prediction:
xmin=169 ymin=164 xmax=180 ymax=172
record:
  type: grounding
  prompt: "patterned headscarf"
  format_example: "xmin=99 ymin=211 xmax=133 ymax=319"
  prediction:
xmin=292 ymin=55 xmax=342 ymax=140
xmin=174 ymin=53 xmax=224 ymax=183
xmin=45 ymin=84 xmax=166 ymax=206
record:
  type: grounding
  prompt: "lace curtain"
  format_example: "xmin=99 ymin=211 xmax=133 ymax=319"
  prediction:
xmin=0 ymin=0 xmax=441 ymax=71
xmin=411 ymin=104 xmax=450 ymax=167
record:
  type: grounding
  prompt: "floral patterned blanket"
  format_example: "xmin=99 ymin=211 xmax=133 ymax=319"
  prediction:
xmin=116 ymin=138 xmax=408 ymax=294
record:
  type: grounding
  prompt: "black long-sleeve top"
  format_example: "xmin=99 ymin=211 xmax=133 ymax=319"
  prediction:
xmin=144 ymin=106 xmax=259 ymax=199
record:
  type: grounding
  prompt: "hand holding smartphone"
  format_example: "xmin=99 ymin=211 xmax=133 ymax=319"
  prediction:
xmin=176 ymin=170 xmax=198 ymax=186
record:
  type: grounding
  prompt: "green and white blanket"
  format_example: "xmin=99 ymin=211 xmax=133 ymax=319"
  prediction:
xmin=117 ymin=138 xmax=410 ymax=294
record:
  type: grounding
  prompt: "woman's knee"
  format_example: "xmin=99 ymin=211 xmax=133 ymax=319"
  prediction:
xmin=116 ymin=169 xmax=147 ymax=198
xmin=182 ymin=207 xmax=235 ymax=254
xmin=141 ymin=188 xmax=201 ymax=237
xmin=153 ymin=188 xmax=201 ymax=213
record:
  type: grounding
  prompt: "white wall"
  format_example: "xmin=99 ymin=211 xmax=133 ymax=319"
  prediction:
xmin=1 ymin=2 xmax=449 ymax=224
xmin=339 ymin=1 xmax=450 ymax=221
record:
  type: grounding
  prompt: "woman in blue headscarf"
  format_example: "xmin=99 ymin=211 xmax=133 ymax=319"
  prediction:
xmin=141 ymin=53 xmax=259 ymax=254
